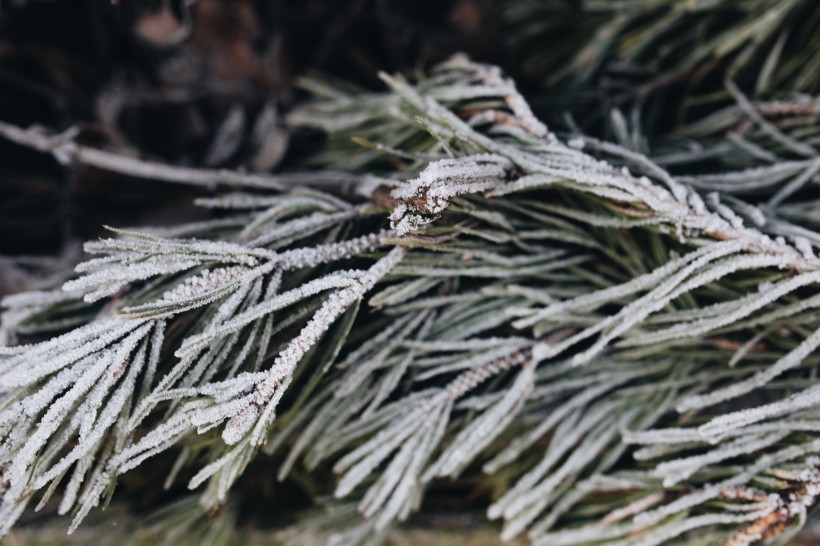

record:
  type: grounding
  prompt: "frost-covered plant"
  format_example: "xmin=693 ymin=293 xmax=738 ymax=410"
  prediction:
xmin=502 ymin=0 xmax=820 ymax=133
xmin=0 ymin=55 xmax=819 ymax=546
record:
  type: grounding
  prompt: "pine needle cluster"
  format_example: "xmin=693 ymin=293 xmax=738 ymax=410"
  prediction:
xmin=0 ymin=4 xmax=818 ymax=546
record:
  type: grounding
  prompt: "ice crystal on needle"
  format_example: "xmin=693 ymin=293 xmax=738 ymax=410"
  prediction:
xmin=221 ymin=246 xmax=406 ymax=446
xmin=389 ymin=154 xmax=515 ymax=235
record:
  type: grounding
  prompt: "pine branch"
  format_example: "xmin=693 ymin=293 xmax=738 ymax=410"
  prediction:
xmin=0 ymin=55 xmax=818 ymax=546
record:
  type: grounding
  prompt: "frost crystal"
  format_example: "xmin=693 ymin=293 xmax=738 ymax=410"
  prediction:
xmin=390 ymin=155 xmax=514 ymax=235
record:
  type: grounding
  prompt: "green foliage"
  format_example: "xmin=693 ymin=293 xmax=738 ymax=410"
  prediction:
xmin=503 ymin=0 xmax=820 ymax=134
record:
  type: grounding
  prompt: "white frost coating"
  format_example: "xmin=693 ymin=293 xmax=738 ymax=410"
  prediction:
xmin=115 ymin=406 xmax=204 ymax=470
xmin=0 ymin=315 xmax=112 ymax=361
xmin=484 ymin=382 xmax=619 ymax=474
xmin=425 ymin=361 xmax=533 ymax=479
xmin=629 ymin=269 xmax=820 ymax=348
xmin=687 ymin=189 xmax=707 ymax=215
xmin=355 ymin=397 xmax=452 ymax=529
xmin=176 ymin=271 xmax=365 ymax=358
xmin=197 ymin=371 xmax=268 ymax=401
xmin=590 ymin=252 xmax=791 ymax=350
xmin=499 ymin=423 xmax=619 ymax=539
xmin=1 ymin=287 xmax=82 ymax=309
xmin=634 ymin=439 xmax=820 ymax=529
xmin=402 ymin=337 xmax=528 ymax=352
xmin=190 ymin=395 xmax=255 ymax=433
xmin=246 ymin=249 xmax=406 ymax=444
xmin=699 ymin=384 xmax=820 ymax=440
xmin=516 ymin=240 xmax=746 ymax=330
xmin=0 ymin=318 xmax=149 ymax=388
xmin=442 ymin=54 xmax=548 ymax=138
xmin=335 ymin=311 xmax=428 ymax=397
xmin=383 ymin=60 xmax=820 ymax=278
xmin=567 ymin=137 xmax=585 ymax=150
xmin=127 ymin=266 xmax=263 ymax=320
xmin=66 ymin=257 xmax=205 ymax=302
xmin=75 ymin=332 xmax=150 ymax=439
xmin=245 ymin=209 xmax=360 ymax=248
xmin=533 ymin=243 xmax=761 ymax=365
xmin=212 ymin=247 xmax=406 ymax=445
xmin=57 ymin=452 xmax=94 ymax=515
xmin=221 ymin=404 xmax=261 ymax=444
xmin=748 ymin=205 xmax=767 ymax=227
xmin=628 ymin=511 xmax=767 ymax=546
xmin=334 ymin=397 xmax=433 ymax=496
xmin=3 ymin=322 xmax=150 ymax=487
xmin=707 ymin=191 xmax=745 ymax=229
xmin=531 ymin=518 xmax=639 ymax=546
xmin=651 ymin=432 xmax=787 ymax=486
xmin=332 ymin=347 xmax=529 ymax=521
xmin=336 ymin=312 xmax=418 ymax=369
xmin=141 ymin=319 xmax=166 ymax=395
xmin=678 ymin=325 xmax=820 ymax=412
xmin=187 ymin=443 xmax=244 ymax=490
xmin=82 ymin=229 xmax=271 ymax=263
xmin=624 ymin=426 xmax=707 ymax=446
xmin=159 ymin=266 xmax=249 ymax=303
xmin=600 ymin=493 xmax=665 ymax=525
xmin=196 ymin=193 xmax=343 ymax=211
xmin=0 ymin=317 xmax=123 ymax=376
xmin=795 ymin=236 xmax=816 ymax=260
xmin=5 ymin=359 xmax=86 ymax=423
xmin=31 ymin=338 xmax=150 ymax=490
xmin=69 ymin=225 xmax=389 ymax=320
xmin=275 ymin=231 xmax=390 ymax=270
xmin=488 ymin=402 xmax=614 ymax=520
xmin=415 ymin=343 xmax=526 ymax=381
xmin=389 ymin=155 xmax=514 ymax=235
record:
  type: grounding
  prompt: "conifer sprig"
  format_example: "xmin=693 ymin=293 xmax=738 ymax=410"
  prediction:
xmin=0 ymin=55 xmax=818 ymax=546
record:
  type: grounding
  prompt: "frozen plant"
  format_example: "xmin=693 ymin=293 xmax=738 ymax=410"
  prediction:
xmin=0 ymin=56 xmax=818 ymax=546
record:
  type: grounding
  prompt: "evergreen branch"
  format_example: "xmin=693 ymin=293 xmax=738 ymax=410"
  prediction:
xmin=0 ymin=55 xmax=818 ymax=546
